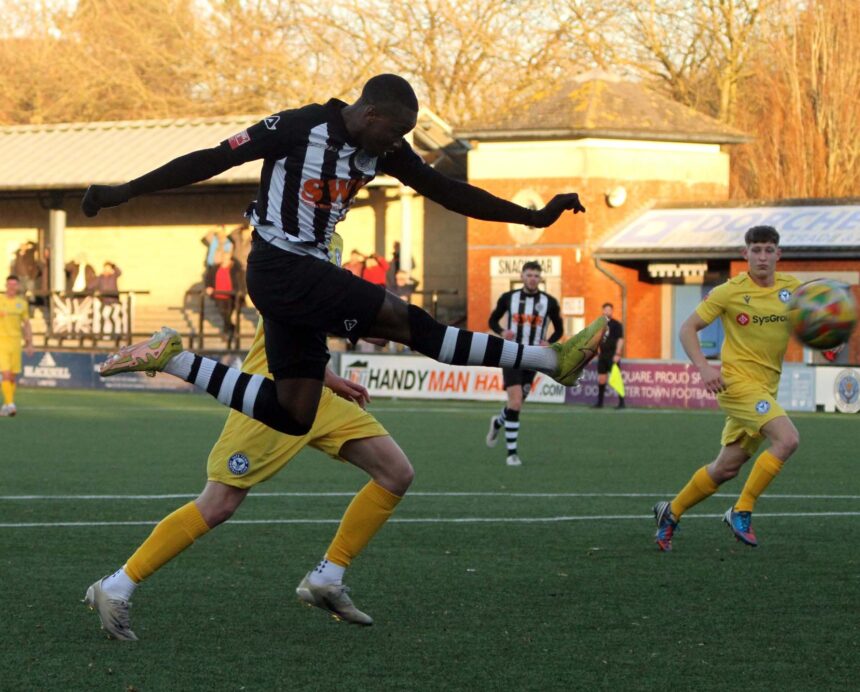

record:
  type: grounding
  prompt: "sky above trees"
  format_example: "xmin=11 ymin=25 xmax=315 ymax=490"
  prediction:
xmin=1 ymin=0 xmax=857 ymax=199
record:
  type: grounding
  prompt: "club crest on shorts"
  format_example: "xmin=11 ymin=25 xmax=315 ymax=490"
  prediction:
xmin=755 ymin=400 xmax=771 ymax=415
xmin=227 ymin=452 xmax=250 ymax=475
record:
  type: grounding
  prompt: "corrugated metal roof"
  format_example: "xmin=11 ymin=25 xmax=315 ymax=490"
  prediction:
xmin=458 ymin=70 xmax=748 ymax=145
xmin=0 ymin=109 xmax=461 ymax=191
xmin=597 ymin=200 xmax=860 ymax=260
xmin=0 ymin=116 xmax=266 ymax=190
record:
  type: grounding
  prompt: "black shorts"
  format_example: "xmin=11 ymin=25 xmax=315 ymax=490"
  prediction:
xmin=596 ymin=354 xmax=614 ymax=375
xmin=246 ymin=236 xmax=386 ymax=380
xmin=502 ymin=368 xmax=537 ymax=395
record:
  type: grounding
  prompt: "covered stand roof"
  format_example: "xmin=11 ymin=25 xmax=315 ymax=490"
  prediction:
xmin=0 ymin=109 xmax=466 ymax=195
xmin=597 ymin=200 xmax=860 ymax=260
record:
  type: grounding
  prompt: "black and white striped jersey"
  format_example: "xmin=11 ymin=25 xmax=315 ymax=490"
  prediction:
xmin=488 ymin=289 xmax=563 ymax=346
xmin=218 ymin=98 xmax=535 ymax=260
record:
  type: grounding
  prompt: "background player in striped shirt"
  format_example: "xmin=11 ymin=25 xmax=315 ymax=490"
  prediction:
xmin=486 ymin=261 xmax=563 ymax=466
xmin=83 ymin=73 xmax=606 ymax=438
xmin=0 ymin=275 xmax=34 ymax=417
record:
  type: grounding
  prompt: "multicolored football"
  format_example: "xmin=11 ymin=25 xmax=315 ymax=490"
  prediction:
xmin=788 ymin=279 xmax=858 ymax=350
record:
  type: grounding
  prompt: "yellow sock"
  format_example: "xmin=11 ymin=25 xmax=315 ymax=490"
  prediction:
xmin=1 ymin=380 xmax=13 ymax=405
xmin=125 ymin=501 xmax=210 ymax=583
xmin=671 ymin=465 xmax=719 ymax=518
xmin=325 ymin=480 xmax=402 ymax=567
xmin=735 ymin=450 xmax=784 ymax=513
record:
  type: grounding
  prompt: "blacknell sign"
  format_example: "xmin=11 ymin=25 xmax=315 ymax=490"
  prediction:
xmin=490 ymin=256 xmax=562 ymax=278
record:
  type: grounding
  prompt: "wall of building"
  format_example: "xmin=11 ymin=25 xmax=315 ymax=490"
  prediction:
xmin=466 ymin=137 xmax=731 ymax=357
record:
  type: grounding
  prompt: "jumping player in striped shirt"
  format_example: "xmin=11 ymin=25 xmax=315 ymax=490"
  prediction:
xmin=82 ymin=74 xmax=605 ymax=441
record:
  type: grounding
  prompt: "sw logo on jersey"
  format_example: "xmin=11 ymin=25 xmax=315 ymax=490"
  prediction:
xmin=300 ymin=178 xmax=369 ymax=209
xmin=512 ymin=313 xmax=545 ymax=326
xmin=228 ymin=130 xmax=251 ymax=149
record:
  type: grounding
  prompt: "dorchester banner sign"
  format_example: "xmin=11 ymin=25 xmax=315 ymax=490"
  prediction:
xmin=565 ymin=361 xmax=718 ymax=409
xmin=340 ymin=354 xmax=566 ymax=403
xmin=565 ymin=361 xmax=816 ymax=412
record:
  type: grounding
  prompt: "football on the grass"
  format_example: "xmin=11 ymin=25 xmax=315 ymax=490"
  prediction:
xmin=788 ymin=279 xmax=857 ymax=350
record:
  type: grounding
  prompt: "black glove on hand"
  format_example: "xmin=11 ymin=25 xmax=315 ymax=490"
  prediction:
xmin=81 ymin=184 xmax=131 ymax=218
xmin=529 ymin=193 xmax=586 ymax=227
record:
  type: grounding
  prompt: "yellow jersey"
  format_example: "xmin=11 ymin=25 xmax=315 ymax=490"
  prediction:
xmin=695 ymin=272 xmax=801 ymax=391
xmin=0 ymin=294 xmax=29 ymax=340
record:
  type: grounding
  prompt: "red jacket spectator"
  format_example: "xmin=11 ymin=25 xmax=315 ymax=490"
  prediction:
xmin=361 ymin=255 xmax=389 ymax=286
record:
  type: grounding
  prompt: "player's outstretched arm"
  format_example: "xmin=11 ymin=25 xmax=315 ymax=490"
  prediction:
xmin=384 ymin=148 xmax=585 ymax=227
xmin=81 ymin=146 xmax=236 ymax=217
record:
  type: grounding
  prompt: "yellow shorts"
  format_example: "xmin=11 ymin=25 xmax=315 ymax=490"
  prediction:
xmin=207 ymin=386 xmax=388 ymax=488
xmin=717 ymin=382 xmax=786 ymax=456
xmin=0 ymin=339 xmax=22 ymax=374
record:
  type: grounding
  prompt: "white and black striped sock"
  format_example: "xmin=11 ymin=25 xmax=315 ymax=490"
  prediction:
xmin=502 ymin=408 xmax=520 ymax=456
xmin=408 ymin=306 xmax=558 ymax=373
xmin=433 ymin=326 xmax=557 ymax=372
xmin=494 ymin=406 xmax=506 ymax=429
xmin=164 ymin=352 xmax=305 ymax=436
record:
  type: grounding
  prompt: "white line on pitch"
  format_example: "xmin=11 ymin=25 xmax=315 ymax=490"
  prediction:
xmin=17 ymin=404 xmax=724 ymax=416
xmin=2 ymin=511 xmax=860 ymax=529
xmin=2 ymin=491 xmax=859 ymax=501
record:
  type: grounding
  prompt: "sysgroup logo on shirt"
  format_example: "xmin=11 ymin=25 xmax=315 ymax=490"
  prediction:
xmin=736 ymin=312 xmax=750 ymax=326
xmin=752 ymin=314 xmax=788 ymax=326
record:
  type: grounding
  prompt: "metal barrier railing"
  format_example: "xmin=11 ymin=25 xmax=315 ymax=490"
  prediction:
xmin=27 ymin=290 xmax=149 ymax=348
xmin=183 ymin=289 xmax=251 ymax=351
xmin=24 ymin=287 xmax=460 ymax=351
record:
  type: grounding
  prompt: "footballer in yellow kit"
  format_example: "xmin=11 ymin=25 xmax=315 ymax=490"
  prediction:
xmin=0 ymin=274 xmax=34 ymax=417
xmin=653 ymin=225 xmax=804 ymax=551
xmin=698 ymin=270 xmax=801 ymax=454
xmin=86 ymin=232 xmax=414 ymax=638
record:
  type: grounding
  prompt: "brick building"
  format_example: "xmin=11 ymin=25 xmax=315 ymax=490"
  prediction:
xmin=457 ymin=70 xmax=747 ymax=358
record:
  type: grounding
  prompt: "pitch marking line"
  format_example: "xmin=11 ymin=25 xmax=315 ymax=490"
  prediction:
xmin=2 ymin=492 xmax=859 ymax=501
xmin=2 ymin=511 xmax=860 ymax=529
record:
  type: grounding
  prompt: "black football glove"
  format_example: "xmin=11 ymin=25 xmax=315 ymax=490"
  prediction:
xmin=81 ymin=184 xmax=131 ymax=218
xmin=529 ymin=193 xmax=586 ymax=227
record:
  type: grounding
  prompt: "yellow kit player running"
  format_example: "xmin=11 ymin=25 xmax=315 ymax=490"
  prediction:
xmin=0 ymin=275 xmax=34 ymax=417
xmin=653 ymin=226 xmax=802 ymax=550
xmin=85 ymin=235 xmax=412 ymax=639
xmin=85 ymin=320 xmax=411 ymax=639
